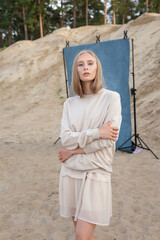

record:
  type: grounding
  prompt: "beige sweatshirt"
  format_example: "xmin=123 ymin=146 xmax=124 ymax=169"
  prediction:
xmin=60 ymin=88 xmax=122 ymax=174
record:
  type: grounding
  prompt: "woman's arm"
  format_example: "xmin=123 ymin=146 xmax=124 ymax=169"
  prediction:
xmin=59 ymin=119 xmax=119 ymax=162
xmin=60 ymin=92 xmax=121 ymax=154
xmin=59 ymin=121 xmax=119 ymax=162
xmin=59 ymin=98 xmax=121 ymax=162
xmin=60 ymin=100 xmax=99 ymax=149
xmin=59 ymin=147 xmax=84 ymax=162
xmin=83 ymin=92 xmax=122 ymax=154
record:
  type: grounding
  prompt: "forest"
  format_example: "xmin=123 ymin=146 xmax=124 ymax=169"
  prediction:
xmin=0 ymin=0 xmax=159 ymax=48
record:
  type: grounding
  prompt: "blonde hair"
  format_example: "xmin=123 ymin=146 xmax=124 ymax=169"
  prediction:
xmin=72 ymin=50 xmax=103 ymax=97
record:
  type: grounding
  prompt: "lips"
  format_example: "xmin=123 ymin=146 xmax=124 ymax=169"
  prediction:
xmin=83 ymin=72 xmax=90 ymax=76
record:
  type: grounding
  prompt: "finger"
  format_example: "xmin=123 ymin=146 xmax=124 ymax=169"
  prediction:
xmin=108 ymin=135 xmax=116 ymax=141
xmin=106 ymin=120 xmax=112 ymax=126
xmin=111 ymin=136 xmax=117 ymax=141
xmin=112 ymin=131 xmax=118 ymax=136
xmin=109 ymin=128 xmax=118 ymax=134
xmin=107 ymin=133 xmax=116 ymax=140
xmin=110 ymin=131 xmax=118 ymax=138
xmin=112 ymin=126 xmax=119 ymax=131
xmin=111 ymin=136 xmax=117 ymax=140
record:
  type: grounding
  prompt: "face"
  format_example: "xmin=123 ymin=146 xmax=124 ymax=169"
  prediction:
xmin=77 ymin=52 xmax=97 ymax=82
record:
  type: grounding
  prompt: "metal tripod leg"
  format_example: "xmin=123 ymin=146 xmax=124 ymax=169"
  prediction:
xmin=53 ymin=137 xmax=60 ymax=145
xmin=118 ymin=133 xmax=159 ymax=159
xmin=136 ymin=134 xmax=159 ymax=159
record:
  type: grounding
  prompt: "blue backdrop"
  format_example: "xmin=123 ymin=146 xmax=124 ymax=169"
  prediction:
xmin=63 ymin=38 xmax=133 ymax=152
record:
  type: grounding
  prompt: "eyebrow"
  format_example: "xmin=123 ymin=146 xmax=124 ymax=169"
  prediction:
xmin=78 ymin=59 xmax=94 ymax=63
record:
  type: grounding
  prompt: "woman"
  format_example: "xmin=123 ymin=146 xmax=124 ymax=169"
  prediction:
xmin=59 ymin=50 xmax=122 ymax=240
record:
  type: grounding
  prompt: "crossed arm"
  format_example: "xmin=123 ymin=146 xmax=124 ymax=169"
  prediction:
xmin=59 ymin=120 xmax=119 ymax=162
xmin=59 ymin=92 xmax=122 ymax=163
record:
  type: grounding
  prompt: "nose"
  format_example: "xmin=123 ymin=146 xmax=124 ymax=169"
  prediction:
xmin=84 ymin=64 xmax=88 ymax=70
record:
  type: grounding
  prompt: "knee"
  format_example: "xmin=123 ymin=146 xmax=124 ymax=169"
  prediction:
xmin=76 ymin=231 xmax=89 ymax=240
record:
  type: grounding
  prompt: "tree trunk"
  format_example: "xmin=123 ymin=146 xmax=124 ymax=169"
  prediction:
xmin=73 ymin=0 xmax=76 ymax=28
xmin=47 ymin=21 xmax=50 ymax=34
xmin=146 ymin=0 xmax=148 ymax=12
xmin=8 ymin=25 xmax=13 ymax=45
xmin=122 ymin=14 xmax=125 ymax=24
xmin=38 ymin=0 xmax=43 ymax=37
xmin=5 ymin=30 xmax=8 ymax=46
xmin=0 ymin=31 xmax=3 ymax=48
xmin=22 ymin=5 xmax=28 ymax=40
xmin=112 ymin=0 xmax=116 ymax=24
xmin=61 ymin=0 xmax=64 ymax=27
xmin=86 ymin=0 xmax=88 ymax=25
xmin=104 ymin=0 xmax=107 ymax=24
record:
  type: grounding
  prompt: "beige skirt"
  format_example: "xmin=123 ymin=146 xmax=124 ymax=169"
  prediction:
xmin=59 ymin=170 xmax=112 ymax=226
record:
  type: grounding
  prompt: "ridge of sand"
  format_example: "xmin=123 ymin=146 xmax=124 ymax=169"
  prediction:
xmin=0 ymin=13 xmax=159 ymax=144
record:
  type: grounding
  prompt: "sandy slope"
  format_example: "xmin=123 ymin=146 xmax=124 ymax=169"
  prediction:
xmin=0 ymin=12 xmax=159 ymax=144
xmin=0 ymin=13 xmax=160 ymax=240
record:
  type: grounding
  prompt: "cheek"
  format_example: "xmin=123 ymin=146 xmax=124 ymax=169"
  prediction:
xmin=77 ymin=68 xmax=82 ymax=76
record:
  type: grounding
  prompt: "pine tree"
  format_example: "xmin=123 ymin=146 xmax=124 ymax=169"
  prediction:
xmin=73 ymin=0 xmax=76 ymax=28
xmin=86 ymin=0 xmax=88 ymax=25
xmin=136 ymin=0 xmax=160 ymax=15
xmin=89 ymin=0 xmax=104 ymax=25
xmin=117 ymin=0 xmax=136 ymax=24
xmin=15 ymin=0 xmax=34 ymax=40
xmin=37 ymin=0 xmax=43 ymax=37
xmin=112 ymin=0 xmax=116 ymax=24
xmin=0 ymin=0 xmax=15 ymax=46
xmin=108 ymin=0 xmax=137 ymax=24
xmin=104 ymin=0 xmax=107 ymax=24
xmin=0 ymin=0 xmax=159 ymax=48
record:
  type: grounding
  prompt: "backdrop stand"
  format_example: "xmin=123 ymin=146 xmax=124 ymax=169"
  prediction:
xmin=63 ymin=41 xmax=70 ymax=98
xmin=54 ymin=36 xmax=158 ymax=159
xmin=118 ymin=38 xmax=158 ymax=159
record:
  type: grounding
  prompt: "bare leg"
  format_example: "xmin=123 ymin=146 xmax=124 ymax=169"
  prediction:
xmin=90 ymin=237 xmax=96 ymax=240
xmin=72 ymin=217 xmax=96 ymax=240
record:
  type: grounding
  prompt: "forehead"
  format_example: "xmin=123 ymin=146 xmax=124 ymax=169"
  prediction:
xmin=78 ymin=52 xmax=96 ymax=62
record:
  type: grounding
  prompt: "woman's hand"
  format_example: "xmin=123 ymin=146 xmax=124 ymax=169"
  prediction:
xmin=59 ymin=148 xmax=73 ymax=162
xmin=98 ymin=120 xmax=119 ymax=141
xmin=59 ymin=147 xmax=85 ymax=162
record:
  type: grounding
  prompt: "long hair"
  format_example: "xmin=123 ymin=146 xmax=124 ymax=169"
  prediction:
xmin=72 ymin=50 xmax=103 ymax=97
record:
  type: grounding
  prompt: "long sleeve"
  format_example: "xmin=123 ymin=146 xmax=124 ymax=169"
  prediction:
xmin=60 ymin=100 xmax=99 ymax=150
xmin=83 ymin=92 xmax=122 ymax=154
xmin=60 ymin=89 xmax=122 ymax=173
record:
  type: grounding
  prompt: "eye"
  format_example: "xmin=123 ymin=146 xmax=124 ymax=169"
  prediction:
xmin=78 ymin=63 xmax=83 ymax=67
xmin=88 ymin=62 xmax=93 ymax=65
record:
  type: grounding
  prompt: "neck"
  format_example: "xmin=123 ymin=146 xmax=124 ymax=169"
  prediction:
xmin=81 ymin=81 xmax=93 ymax=95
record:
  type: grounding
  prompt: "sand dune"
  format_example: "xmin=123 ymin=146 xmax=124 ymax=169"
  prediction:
xmin=0 ymin=13 xmax=160 ymax=240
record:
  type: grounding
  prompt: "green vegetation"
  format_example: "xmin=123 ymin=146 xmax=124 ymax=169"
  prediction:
xmin=0 ymin=46 xmax=7 ymax=51
xmin=0 ymin=0 xmax=159 ymax=48
xmin=57 ymin=88 xmax=64 ymax=99
xmin=57 ymin=88 xmax=62 ymax=95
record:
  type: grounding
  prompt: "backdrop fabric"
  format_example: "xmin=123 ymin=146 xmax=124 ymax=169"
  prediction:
xmin=63 ymin=38 xmax=133 ymax=152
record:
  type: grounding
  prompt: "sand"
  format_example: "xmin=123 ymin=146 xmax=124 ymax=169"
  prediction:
xmin=0 ymin=13 xmax=160 ymax=240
